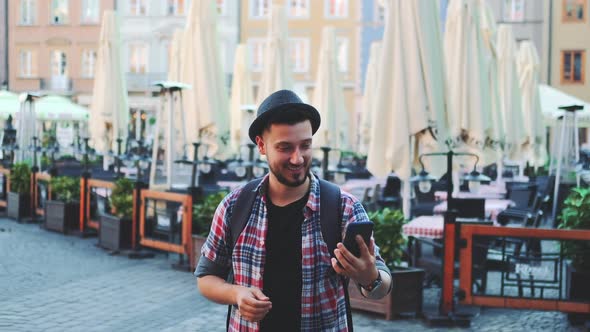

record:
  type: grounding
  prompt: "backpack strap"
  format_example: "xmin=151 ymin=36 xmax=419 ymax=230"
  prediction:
xmin=229 ymin=178 xmax=263 ymax=250
xmin=226 ymin=177 xmax=263 ymax=331
xmin=319 ymin=179 xmax=353 ymax=331
xmin=318 ymin=179 xmax=342 ymax=259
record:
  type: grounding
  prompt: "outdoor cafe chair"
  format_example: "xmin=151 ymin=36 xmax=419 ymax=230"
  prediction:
xmin=377 ymin=175 xmax=402 ymax=210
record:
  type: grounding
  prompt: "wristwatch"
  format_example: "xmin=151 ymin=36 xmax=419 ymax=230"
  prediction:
xmin=361 ymin=270 xmax=383 ymax=292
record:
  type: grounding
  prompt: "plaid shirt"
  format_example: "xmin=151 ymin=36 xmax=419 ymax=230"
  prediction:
xmin=200 ymin=174 xmax=383 ymax=331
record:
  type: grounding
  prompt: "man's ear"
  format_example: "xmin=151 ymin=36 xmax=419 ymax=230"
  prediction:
xmin=255 ymin=135 xmax=265 ymax=155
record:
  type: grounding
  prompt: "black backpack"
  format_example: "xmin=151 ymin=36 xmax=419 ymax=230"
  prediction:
xmin=226 ymin=177 xmax=353 ymax=331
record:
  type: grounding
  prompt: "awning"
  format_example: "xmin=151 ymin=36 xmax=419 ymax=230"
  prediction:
xmin=34 ymin=95 xmax=89 ymax=121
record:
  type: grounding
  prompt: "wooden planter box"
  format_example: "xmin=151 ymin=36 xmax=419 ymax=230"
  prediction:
xmin=98 ymin=215 xmax=132 ymax=251
xmin=566 ymin=263 xmax=590 ymax=325
xmin=44 ymin=200 xmax=80 ymax=234
xmin=7 ymin=192 xmax=30 ymax=221
xmin=348 ymin=267 xmax=424 ymax=320
xmin=191 ymin=234 xmax=207 ymax=270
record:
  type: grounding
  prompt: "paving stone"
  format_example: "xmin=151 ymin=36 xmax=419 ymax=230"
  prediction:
xmin=0 ymin=217 xmax=584 ymax=331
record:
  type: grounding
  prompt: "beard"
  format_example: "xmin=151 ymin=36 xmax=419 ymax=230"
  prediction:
xmin=268 ymin=159 xmax=311 ymax=187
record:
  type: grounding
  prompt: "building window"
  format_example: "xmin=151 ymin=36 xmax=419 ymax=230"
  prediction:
xmin=503 ymin=0 xmax=524 ymax=21
xmin=81 ymin=0 xmax=100 ymax=23
xmin=374 ymin=1 xmax=385 ymax=23
xmin=129 ymin=44 xmax=148 ymax=74
xmin=288 ymin=0 xmax=310 ymax=18
xmin=129 ymin=0 xmax=147 ymax=16
xmin=336 ymin=37 xmax=349 ymax=72
xmin=167 ymin=0 xmax=185 ymax=16
xmin=51 ymin=0 xmax=69 ymax=25
xmin=248 ymin=38 xmax=265 ymax=72
xmin=289 ymin=38 xmax=309 ymax=73
xmin=20 ymin=0 xmax=37 ymax=25
xmin=325 ymin=0 xmax=348 ymax=19
xmin=50 ymin=50 xmax=68 ymax=76
xmin=250 ymin=0 xmax=269 ymax=19
xmin=563 ymin=0 xmax=586 ymax=22
xmin=19 ymin=50 xmax=35 ymax=77
xmin=562 ymin=50 xmax=585 ymax=84
xmin=217 ymin=0 xmax=227 ymax=16
xmin=81 ymin=49 xmax=97 ymax=78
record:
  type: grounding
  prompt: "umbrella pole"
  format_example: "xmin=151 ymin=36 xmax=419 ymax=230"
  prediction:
xmin=149 ymin=92 xmax=164 ymax=188
xmin=166 ymin=90 xmax=174 ymax=189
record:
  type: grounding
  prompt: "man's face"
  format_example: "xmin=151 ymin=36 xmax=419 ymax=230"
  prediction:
xmin=256 ymin=120 xmax=313 ymax=188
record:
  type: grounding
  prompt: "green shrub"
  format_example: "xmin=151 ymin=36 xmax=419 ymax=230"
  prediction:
xmin=368 ymin=208 xmax=407 ymax=270
xmin=110 ymin=178 xmax=134 ymax=219
xmin=9 ymin=163 xmax=31 ymax=194
xmin=49 ymin=176 xmax=80 ymax=203
xmin=558 ymin=187 xmax=590 ymax=270
xmin=193 ymin=191 xmax=228 ymax=236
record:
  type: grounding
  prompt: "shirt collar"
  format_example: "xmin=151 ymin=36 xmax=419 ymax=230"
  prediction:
xmin=255 ymin=172 xmax=321 ymax=213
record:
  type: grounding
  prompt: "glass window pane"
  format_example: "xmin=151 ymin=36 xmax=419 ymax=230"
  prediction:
xmin=51 ymin=0 xmax=69 ymax=24
xmin=82 ymin=0 xmax=99 ymax=23
xmin=573 ymin=53 xmax=583 ymax=81
xmin=563 ymin=52 xmax=572 ymax=81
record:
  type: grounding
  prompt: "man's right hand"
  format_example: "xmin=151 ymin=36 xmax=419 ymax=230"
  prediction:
xmin=234 ymin=286 xmax=272 ymax=322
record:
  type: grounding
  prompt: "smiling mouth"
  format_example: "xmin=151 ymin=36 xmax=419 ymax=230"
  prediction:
xmin=287 ymin=165 xmax=303 ymax=172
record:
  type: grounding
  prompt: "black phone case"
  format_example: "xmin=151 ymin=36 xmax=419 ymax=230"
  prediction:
xmin=342 ymin=222 xmax=373 ymax=257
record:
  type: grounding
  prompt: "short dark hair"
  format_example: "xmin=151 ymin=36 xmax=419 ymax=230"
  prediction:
xmin=261 ymin=108 xmax=313 ymax=134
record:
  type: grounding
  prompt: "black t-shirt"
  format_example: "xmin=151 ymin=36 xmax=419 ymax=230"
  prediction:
xmin=260 ymin=192 xmax=308 ymax=332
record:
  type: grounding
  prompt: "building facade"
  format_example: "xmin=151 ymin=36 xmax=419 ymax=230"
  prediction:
xmin=546 ymin=0 xmax=590 ymax=102
xmin=487 ymin=0 xmax=546 ymax=81
xmin=8 ymin=0 xmax=115 ymax=97
xmin=241 ymin=0 xmax=361 ymax=141
xmin=117 ymin=0 xmax=240 ymax=114
xmin=0 ymin=0 xmax=7 ymax=89
xmin=359 ymin=0 xmax=384 ymax=91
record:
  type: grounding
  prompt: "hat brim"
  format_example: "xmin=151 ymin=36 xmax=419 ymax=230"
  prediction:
xmin=248 ymin=103 xmax=321 ymax=143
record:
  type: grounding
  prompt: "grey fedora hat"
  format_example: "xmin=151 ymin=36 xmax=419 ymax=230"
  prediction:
xmin=248 ymin=90 xmax=321 ymax=143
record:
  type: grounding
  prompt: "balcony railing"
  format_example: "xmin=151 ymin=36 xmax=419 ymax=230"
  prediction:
xmin=126 ymin=72 xmax=167 ymax=91
xmin=40 ymin=77 xmax=73 ymax=92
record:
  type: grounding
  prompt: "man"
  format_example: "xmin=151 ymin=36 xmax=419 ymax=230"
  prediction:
xmin=195 ymin=90 xmax=392 ymax=331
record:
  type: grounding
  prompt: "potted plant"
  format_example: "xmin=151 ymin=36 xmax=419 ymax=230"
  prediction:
xmin=98 ymin=178 xmax=133 ymax=251
xmin=44 ymin=176 xmax=80 ymax=234
xmin=7 ymin=162 xmax=31 ymax=221
xmin=191 ymin=190 xmax=227 ymax=269
xmin=558 ymin=187 xmax=590 ymax=324
xmin=347 ymin=208 xmax=424 ymax=320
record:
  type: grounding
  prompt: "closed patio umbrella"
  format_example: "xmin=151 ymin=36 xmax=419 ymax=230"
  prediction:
xmin=445 ymin=0 xmax=493 ymax=149
xmin=256 ymin=4 xmax=293 ymax=104
xmin=168 ymin=29 xmax=184 ymax=82
xmin=16 ymin=93 xmax=38 ymax=164
xmin=181 ymin=0 xmax=230 ymax=156
xmin=366 ymin=0 xmax=447 ymax=217
xmin=90 ymin=11 xmax=129 ymax=153
xmin=497 ymin=24 xmax=527 ymax=161
xmin=229 ymin=44 xmax=255 ymax=153
xmin=358 ymin=42 xmax=381 ymax=154
xmin=0 ymin=90 xmax=18 ymax=120
xmin=313 ymin=26 xmax=348 ymax=151
xmin=517 ymin=40 xmax=546 ymax=168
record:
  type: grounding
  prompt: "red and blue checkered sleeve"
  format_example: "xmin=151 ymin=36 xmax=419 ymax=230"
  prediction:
xmin=200 ymin=189 xmax=242 ymax=269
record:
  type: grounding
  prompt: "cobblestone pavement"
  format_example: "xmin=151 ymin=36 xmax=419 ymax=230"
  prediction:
xmin=0 ymin=218 xmax=585 ymax=331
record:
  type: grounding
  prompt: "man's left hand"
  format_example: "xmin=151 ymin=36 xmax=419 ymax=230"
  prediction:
xmin=331 ymin=235 xmax=379 ymax=286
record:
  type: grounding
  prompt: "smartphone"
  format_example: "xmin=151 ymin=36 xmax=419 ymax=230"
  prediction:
xmin=342 ymin=222 xmax=373 ymax=258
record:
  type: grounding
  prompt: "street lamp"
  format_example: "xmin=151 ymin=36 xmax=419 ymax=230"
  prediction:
xmin=409 ymin=150 xmax=490 ymax=320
